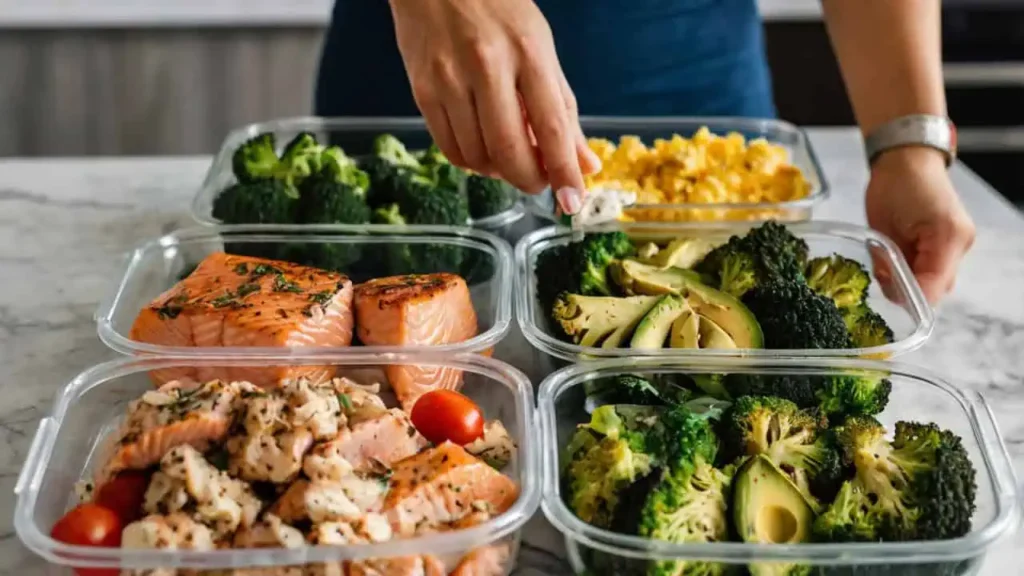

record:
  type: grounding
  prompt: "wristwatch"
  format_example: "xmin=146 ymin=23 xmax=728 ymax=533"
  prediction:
xmin=863 ymin=114 xmax=958 ymax=167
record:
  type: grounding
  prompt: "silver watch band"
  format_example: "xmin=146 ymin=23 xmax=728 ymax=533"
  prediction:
xmin=864 ymin=114 xmax=958 ymax=167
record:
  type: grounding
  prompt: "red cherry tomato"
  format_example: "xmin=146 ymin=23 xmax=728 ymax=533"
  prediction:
xmin=94 ymin=471 xmax=149 ymax=524
xmin=51 ymin=503 xmax=122 ymax=576
xmin=411 ymin=389 xmax=485 ymax=445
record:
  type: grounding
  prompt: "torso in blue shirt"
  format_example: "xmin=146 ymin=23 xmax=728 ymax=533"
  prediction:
xmin=315 ymin=0 xmax=774 ymax=118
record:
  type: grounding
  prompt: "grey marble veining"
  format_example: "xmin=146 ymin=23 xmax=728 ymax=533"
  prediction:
xmin=0 ymin=128 xmax=1023 ymax=575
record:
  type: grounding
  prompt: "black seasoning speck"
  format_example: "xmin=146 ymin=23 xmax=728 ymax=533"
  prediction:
xmin=234 ymin=263 xmax=249 ymax=275
xmin=277 ymin=309 xmax=288 ymax=319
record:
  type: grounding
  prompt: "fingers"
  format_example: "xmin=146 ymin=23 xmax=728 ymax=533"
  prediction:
xmin=909 ymin=216 xmax=976 ymax=304
xmin=519 ymin=57 xmax=585 ymax=196
xmin=418 ymin=100 xmax=465 ymax=167
xmin=558 ymin=74 xmax=601 ymax=176
xmin=473 ymin=48 xmax=546 ymax=193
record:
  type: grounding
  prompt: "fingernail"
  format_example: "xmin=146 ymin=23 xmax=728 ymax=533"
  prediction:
xmin=556 ymin=187 xmax=583 ymax=216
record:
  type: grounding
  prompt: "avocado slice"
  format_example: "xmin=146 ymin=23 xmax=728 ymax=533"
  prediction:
xmin=612 ymin=259 xmax=764 ymax=349
xmin=698 ymin=315 xmax=738 ymax=349
xmin=630 ymin=294 xmax=690 ymax=349
xmin=733 ymin=455 xmax=814 ymax=546
xmin=668 ymin=309 xmax=700 ymax=348
xmin=553 ymin=294 xmax=661 ymax=347
xmin=600 ymin=297 xmax=661 ymax=349
xmin=644 ymin=237 xmax=719 ymax=270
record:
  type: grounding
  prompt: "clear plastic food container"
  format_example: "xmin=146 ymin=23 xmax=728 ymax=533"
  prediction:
xmin=97 ymin=224 xmax=512 ymax=357
xmin=515 ymin=220 xmax=934 ymax=370
xmin=538 ymin=357 xmax=1020 ymax=575
xmin=15 ymin=353 xmax=539 ymax=574
xmin=523 ymin=116 xmax=829 ymax=224
xmin=191 ymin=116 xmax=528 ymax=242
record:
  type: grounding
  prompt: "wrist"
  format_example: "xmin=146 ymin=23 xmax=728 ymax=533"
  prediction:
xmin=871 ymin=145 xmax=948 ymax=173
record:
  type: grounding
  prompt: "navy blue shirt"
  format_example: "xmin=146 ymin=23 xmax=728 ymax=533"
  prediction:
xmin=315 ymin=0 xmax=774 ymax=119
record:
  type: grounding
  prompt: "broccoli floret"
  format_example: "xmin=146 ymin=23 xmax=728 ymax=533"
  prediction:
xmin=278 ymin=131 xmax=325 ymax=183
xmin=843 ymin=303 xmax=895 ymax=349
xmin=398 ymin=171 xmax=470 ymax=226
xmin=467 ymin=174 xmax=517 ymax=219
xmin=722 ymin=396 xmax=843 ymax=506
xmin=723 ymin=373 xmax=891 ymax=421
xmin=742 ymin=279 xmax=854 ymax=349
xmin=213 ymin=180 xmax=298 ymax=224
xmin=419 ymin=143 xmax=448 ymax=167
xmin=695 ymin=221 xmax=809 ymax=297
xmin=816 ymin=373 xmax=892 ymax=420
xmin=362 ymin=134 xmax=423 ymax=206
xmin=231 ymin=133 xmax=281 ymax=183
xmin=584 ymin=374 xmax=693 ymax=408
xmin=573 ymin=232 xmax=637 ymax=296
xmin=806 ymin=254 xmax=871 ymax=309
xmin=371 ymin=203 xmax=406 ymax=225
xmin=551 ymin=293 xmax=660 ymax=347
xmin=565 ymin=432 xmax=656 ymax=527
xmin=818 ymin=418 xmax=977 ymax=542
xmin=296 ymin=170 xmax=371 ymax=270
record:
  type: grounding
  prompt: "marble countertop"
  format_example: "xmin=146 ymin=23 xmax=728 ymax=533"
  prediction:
xmin=1 ymin=127 xmax=1023 ymax=575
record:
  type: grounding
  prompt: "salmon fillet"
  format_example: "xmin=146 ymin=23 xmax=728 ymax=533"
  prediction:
xmin=383 ymin=442 xmax=519 ymax=537
xmin=130 ymin=252 xmax=354 ymax=386
xmin=353 ymin=274 xmax=478 ymax=411
xmin=305 ymin=409 xmax=428 ymax=474
xmin=97 ymin=379 xmax=256 ymax=483
xmin=450 ymin=545 xmax=511 ymax=576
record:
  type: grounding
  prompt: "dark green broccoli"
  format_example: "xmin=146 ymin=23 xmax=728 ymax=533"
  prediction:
xmin=428 ymin=162 xmax=469 ymax=192
xmin=723 ymin=373 xmax=891 ymax=421
xmin=695 ymin=221 xmax=809 ymax=297
xmin=296 ymin=165 xmax=372 ymax=270
xmin=467 ymin=174 xmax=517 ymax=219
xmin=573 ymin=232 xmax=638 ymax=296
xmin=583 ymin=374 xmax=692 ymax=408
xmin=371 ymin=202 xmax=406 ymax=226
xmin=231 ymin=133 xmax=281 ymax=183
xmin=842 ymin=303 xmax=895 ymax=349
xmin=721 ymin=396 xmax=843 ymax=506
xmin=419 ymin=143 xmax=448 ymax=167
xmin=213 ymin=180 xmax=298 ymax=224
xmin=805 ymin=254 xmax=871 ymax=309
xmin=361 ymin=134 xmax=423 ymax=206
xmin=535 ymin=245 xmax=573 ymax=315
xmin=816 ymin=418 xmax=977 ymax=542
xmin=397 ymin=170 xmax=470 ymax=226
xmin=742 ymin=279 xmax=854 ymax=349
xmin=279 ymin=131 xmax=325 ymax=183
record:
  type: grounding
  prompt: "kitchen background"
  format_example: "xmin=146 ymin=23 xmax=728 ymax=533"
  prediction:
xmin=0 ymin=0 xmax=1020 ymax=207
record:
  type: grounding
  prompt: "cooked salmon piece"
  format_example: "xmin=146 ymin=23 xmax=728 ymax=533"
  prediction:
xmin=450 ymin=545 xmax=511 ymax=576
xmin=305 ymin=409 xmax=428 ymax=475
xmin=346 ymin=555 xmax=446 ymax=576
xmin=97 ymin=379 xmax=256 ymax=483
xmin=130 ymin=252 xmax=354 ymax=386
xmin=353 ymin=274 xmax=477 ymax=411
xmin=383 ymin=442 xmax=519 ymax=537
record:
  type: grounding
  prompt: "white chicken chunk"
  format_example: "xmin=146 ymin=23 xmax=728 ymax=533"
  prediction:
xmin=284 ymin=379 xmax=343 ymax=441
xmin=269 ymin=479 xmax=363 ymax=524
xmin=228 ymin=428 xmax=314 ymax=485
xmin=308 ymin=513 xmax=392 ymax=545
xmin=121 ymin=513 xmax=215 ymax=550
xmin=145 ymin=445 xmax=262 ymax=539
xmin=233 ymin=514 xmax=305 ymax=549
xmin=464 ymin=421 xmax=516 ymax=470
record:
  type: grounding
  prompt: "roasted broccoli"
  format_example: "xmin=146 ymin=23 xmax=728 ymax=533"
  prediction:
xmin=573 ymin=232 xmax=638 ymax=296
xmin=842 ymin=303 xmax=895 ymax=349
xmin=815 ymin=417 xmax=977 ymax=542
xmin=805 ymin=254 xmax=871 ymax=309
xmin=721 ymin=396 xmax=843 ymax=506
xmin=695 ymin=221 xmax=809 ymax=297
xmin=583 ymin=374 xmax=692 ymax=408
xmin=467 ymin=174 xmax=517 ymax=219
xmin=722 ymin=373 xmax=891 ymax=421
xmin=231 ymin=133 xmax=281 ymax=183
xmin=742 ymin=279 xmax=854 ymax=349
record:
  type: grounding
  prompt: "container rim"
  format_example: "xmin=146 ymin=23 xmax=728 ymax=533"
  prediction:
xmin=522 ymin=115 xmax=830 ymax=221
xmin=190 ymin=115 xmax=525 ymax=228
xmin=514 ymin=220 xmax=936 ymax=360
xmin=14 ymin=352 xmax=541 ymax=570
xmin=96 ymin=223 xmax=514 ymax=357
xmin=537 ymin=356 xmax=1021 ymax=565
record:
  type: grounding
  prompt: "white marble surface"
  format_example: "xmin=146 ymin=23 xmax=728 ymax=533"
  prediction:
xmin=0 ymin=127 xmax=1022 ymax=575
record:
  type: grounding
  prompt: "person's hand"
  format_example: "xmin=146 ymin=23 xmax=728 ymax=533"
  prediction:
xmin=389 ymin=0 xmax=600 ymax=211
xmin=865 ymin=146 xmax=975 ymax=304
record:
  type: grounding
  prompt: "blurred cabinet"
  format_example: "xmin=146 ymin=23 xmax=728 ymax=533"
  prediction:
xmin=0 ymin=28 xmax=325 ymax=157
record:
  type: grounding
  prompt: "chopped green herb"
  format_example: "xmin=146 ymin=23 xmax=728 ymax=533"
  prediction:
xmin=337 ymin=393 xmax=353 ymax=412
xmin=236 ymin=283 xmax=260 ymax=297
xmin=251 ymin=264 xmax=282 ymax=278
xmin=273 ymin=274 xmax=302 ymax=293
xmin=156 ymin=304 xmax=183 ymax=319
xmin=210 ymin=293 xmax=236 ymax=308
xmin=233 ymin=263 xmax=249 ymax=275
xmin=308 ymin=290 xmax=334 ymax=305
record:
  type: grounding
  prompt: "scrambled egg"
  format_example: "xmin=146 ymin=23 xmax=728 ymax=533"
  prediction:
xmin=583 ymin=127 xmax=812 ymax=222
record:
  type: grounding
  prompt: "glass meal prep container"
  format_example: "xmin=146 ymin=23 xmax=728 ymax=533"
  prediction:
xmin=191 ymin=116 xmax=528 ymax=243
xmin=14 ymin=353 xmax=540 ymax=574
xmin=515 ymin=220 xmax=935 ymax=373
xmin=96 ymin=224 xmax=513 ymax=357
xmin=538 ymin=357 xmax=1021 ymax=575
xmin=523 ymin=116 xmax=829 ymax=224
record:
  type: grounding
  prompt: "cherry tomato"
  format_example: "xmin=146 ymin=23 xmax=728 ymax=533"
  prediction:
xmin=411 ymin=389 xmax=485 ymax=445
xmin=94 ymin=471 xmax=149 ymax=524
xmin=51 ymin=503 xmax=122 ymax=576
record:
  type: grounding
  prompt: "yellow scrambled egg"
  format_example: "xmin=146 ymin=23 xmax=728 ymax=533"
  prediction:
xmin=584 ymin=127 xmax=812 ymax=222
